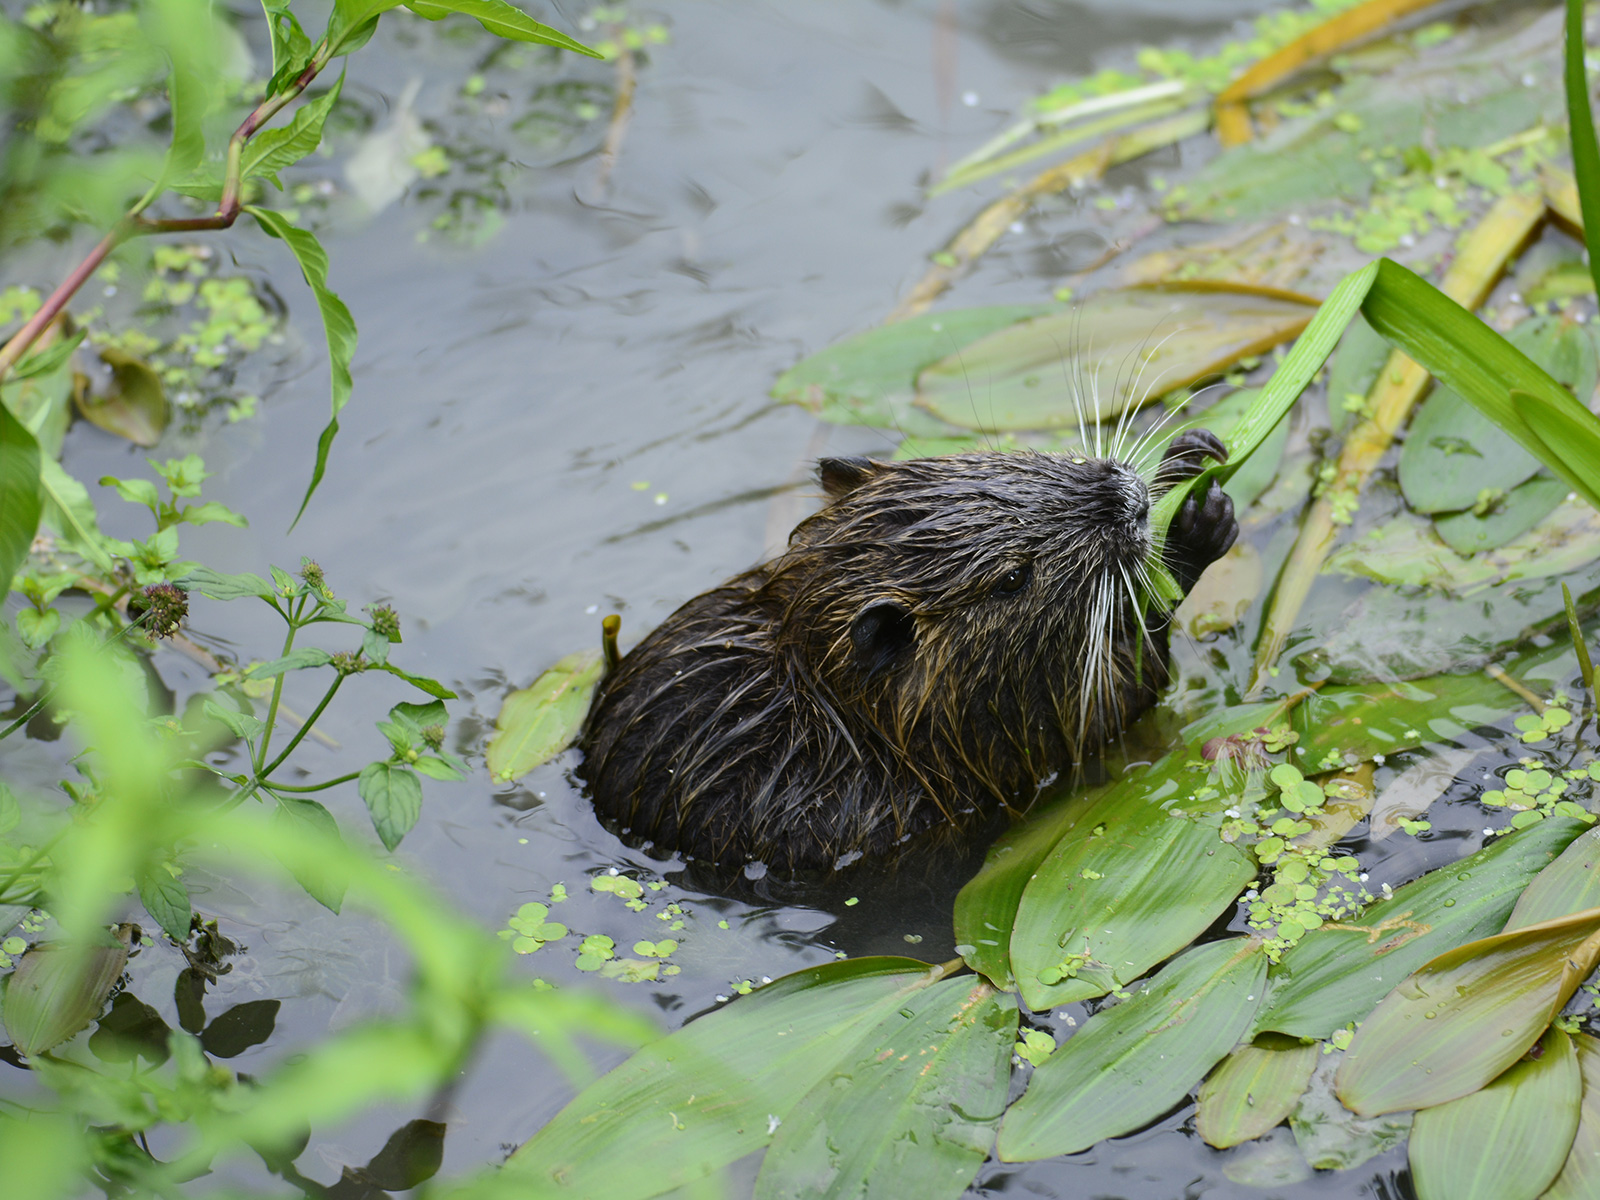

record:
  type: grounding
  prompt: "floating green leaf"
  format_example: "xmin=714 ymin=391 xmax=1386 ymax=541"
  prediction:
xmin=1335 ymin=905 xmax=1600 ymax=1115
xmin=1292 ymin=671 xmax=1516 ymax=767
xmin=1008 ymin=754 xmax=1254 ymax=1011
xmin=486 ymin=648 xmax=605 ymax=783
xmin=1196 ymin=1033 xmax=1319 ymax=1150
xmin=1545 ymin=1032 xmax=1600 ymax=1200
xmin=75 ymin=347 xmax=170 ymax=447
xmin=1433 ymin=476 xmax=1571 ymax=557
xmin=1 ymin=932 xmax=130 ymax=1056
xmin=1324 ymin=313 xmax=1390 ymax=436
xmin=0 ymin=402 xmax=42 ymax=598
xmin=998 ymin=938 xmax=1267 ymax=1161
xmin=772 ymin=305 xmax=1055 ymax=430
xmin=1407 ymin=1028 xmax=1580 ymax=1200
xmin=509 ymin=958 xmax=944 ymax=1199
xmin=247 ymin=207 xmax=357 ymax=530
xmin=1254 ymin=818 xmax=1587 ymax=1040
xmin=1507 ymin=826 xmax=1600 ymax=930
xmin=754 ymin=978 xmax=1014 ymax=1200
xmin=915 ymin=284 xmax=1318 ymax=432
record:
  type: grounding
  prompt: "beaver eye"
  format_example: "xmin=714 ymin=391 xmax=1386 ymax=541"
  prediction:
xmin=994 ymin=563 xmax=1032 ymax=596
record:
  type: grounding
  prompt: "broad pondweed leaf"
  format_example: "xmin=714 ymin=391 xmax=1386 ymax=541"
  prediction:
xmin=509 ymin=958 xmax=944 ymax=1199
xmin=952 ymin=702 xmax=1280 ymax=990
xmin=1511 ymin=821 xmax=1600 ymax=935
xmin=74 ymin=347 xmax=170 ymax=446
xmin=270 ymin=797 xmax=347 ymax=912
xmin=0 ymin=402 xmax=42 ymax=599
xmin=914 ymin=284 xmax=1318 ymax=432
xmin=1008 ymin=754 xmax=1254 ymax=1011
xmin=1290 ymin=1053 xmax=1412 ymax=1172
xmin=1324 ymin=313 xmax=1391 ymax=436
xmin=1433 ymin=475 xmax=1571 ymax=556
xmin=997 ymin=937 xmax=1267 ymax=1162
xmin=753 ymin=978 xmax=1014 ymax=1200
xmin=1327 ymin=501 xmax=1600 ymax=593
xmin=1291 ymin=671 xmax=1515 ymax=768
xmin=1253 ymin=818 xmax=1588 ymax=1040
xmin=486 ymin=648 xmax=605 ymax=783
xmin=771 ymin=304 xmax=1055 ymax=430
xmin=1335 ymin=905 xmax=1600 ymax=1116
xmin=358 ymin=762 xmax=423 ymax=851
xmin=1195 ymin=1033 xmax=1319 ymax=1150
xmin=1220 ymin=1127 xmax=1313 ymax=1189
xmin=1406 ymin=1028 xmax=1580 ymax=1200
xmin=1 ymin=927 xmax=131 ymax=1056
xmin=1545 ymin=1032 xmax=1600 ymax=1200
xmin=1399 ymin=315 xmax=1596 ymax=515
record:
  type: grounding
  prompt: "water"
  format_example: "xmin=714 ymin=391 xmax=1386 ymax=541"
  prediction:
xmin=21 ymin=0 xmax=1564 ymax=1195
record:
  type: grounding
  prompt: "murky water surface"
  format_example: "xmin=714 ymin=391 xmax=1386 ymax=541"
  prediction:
xmin=21 ymin=0 xmax=1572 ymax=1195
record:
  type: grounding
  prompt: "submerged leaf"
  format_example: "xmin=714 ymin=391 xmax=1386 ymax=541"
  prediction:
xmin=1335 ymin=906 xmax=1600 ymax=1115
xmin=1290 ymin=1052 xmax=1412 ymax=1171
xmin=754 ymin=978 xmax=1013 ymax=1200
xmin=1254 ymin=818 xmax=1587 ymax=1040
xmin=1406 ymin=1028 xmax=1579 ymax=1200
xmin=997 ymin=938 xmax=1267 ymax=1161
xmin=915 ymin=284 xmax=1318 ymax=432
xmin=1196 ymin=1033 xmax=1319 ymax=1150
xmin=485 ymin=648 xmax=605 ymax=783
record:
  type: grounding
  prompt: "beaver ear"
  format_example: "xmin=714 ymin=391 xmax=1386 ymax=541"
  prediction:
xmin=819 ymin=457 xmax=884 ymax=499
xmin=851 ymin=601 xmax=915 ymax=676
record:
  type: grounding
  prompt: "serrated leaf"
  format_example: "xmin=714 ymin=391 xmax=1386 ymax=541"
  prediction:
xmin=413 ymin=755 xmax=464 ymax=781
xmin=0 ymin=403 xmax=42 ymax=599
xmin=176 ymin=566 xmax=275 ymax=600
xmin=270 ymin=797 xmax=346 ymax=912
xmin=1196 ymin=1034 xmax=1319 ymax=1150
xmin=247 ymin=207 xmax=357 ymax=530
xmin=486 ymin=648 xmax=605 ymax=782
xmin=374 ymin=661 xmax=456 ymax=699
xmin=248 ymin=647 xmax=333 ymax=679
xmin=203 ymin=698 xmax=263 ymax=742
xmin=136 ymin=867 xmax=191 ymax=941
xmin=99 ymin=474 xmax=160 ymax=514
xmin=176 ymin=501 xmax=247 ymax=528
xmin=358 ymin=762 xmax=423 ymax=851
xmin=15 ymin=606 xmax=59 ymax=649
xmin=1335 ymin=906 xmax=1600 ymax=1116
xmin=754 ymin=978 xmax=1014 ymax=1200
xmin=1407 ymin=1027 xmax=1579 ymax=1200
xmin=243 ymin=75 xmax=345 ymax=185
xmin=998 ymin=938 xmax=1267 ymax=1161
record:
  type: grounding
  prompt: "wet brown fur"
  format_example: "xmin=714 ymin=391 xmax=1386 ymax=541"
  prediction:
xmin=579 ymin=438 xmax=1235 ymax=872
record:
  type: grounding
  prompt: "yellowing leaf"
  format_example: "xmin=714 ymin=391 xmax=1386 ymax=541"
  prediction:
xmin=485 ymin=648 xmax=605 ymax=783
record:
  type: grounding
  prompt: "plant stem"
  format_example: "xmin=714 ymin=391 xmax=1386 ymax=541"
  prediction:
xmin=264 ymin=770 xmax=361 ymax=793
xmin=254 ymin=613 xmax=301 ymax=773
xmin=259 ymin=673 xmax=343 ymax=778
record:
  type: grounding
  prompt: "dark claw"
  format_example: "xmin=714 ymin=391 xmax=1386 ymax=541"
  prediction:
xmin=1163 ymin=479 xmax=1238 ymax=596
xmin=1155 ymin=428 xmax=1229 ymax=490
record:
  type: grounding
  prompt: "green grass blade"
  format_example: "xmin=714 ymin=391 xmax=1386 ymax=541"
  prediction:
xmin=1568 ymin=0 xmax=1600 ymax=298
xmin=247 ymin=207 xmax=357 ymax=530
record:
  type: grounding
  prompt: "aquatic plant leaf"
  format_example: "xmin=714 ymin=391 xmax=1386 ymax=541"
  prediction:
xmin=1 ymin=931 xmax=130 ymax=1056
xmin=1009 ymin=759 xmax=1255 ymax=1011
xmin=998 ymin=937 xmax=1267 ymax=1161
xmin=358 ymin=762 xmax=423 ymax=850
xmin=1433 ymin=476 xmax=1570 ymax=556
xmin=0 ymin=402 xmax=42 ymax=599
xmin=1326 ymin=502 xmax=1600 ymax=593
xmin=1335 ymin=907 xmax=1600 ymax=1115
xmin=260 ymin=0 xmax=313 ymax=95
xmin=1290 ymin=1052 xmax=1412 ymax=1171
xmin=403 ymin=0 xmax=600 ymax=54
xmin=248 ymin=647 xmax=333 ymax=679
xmin=1196 ymin=1033 xmax=1319 ymax=1150
xmin=915 ymin=284 xmax=1318 ymax=431
xmin=374 ymin=661 xmax=457 ymax=699
xmin=1399 ymin=316 xmax=1596 ymax=515
xmin=1567 ymin=0 xmax=1600 ymax=298
xmin=75 ymin=346 xmax=170 ymax=446
xmin=177 ymin=566 xmax=275 ymax=600
xmin=1508 ymin=826 xmax=1600 ymax=930
xmin=270 ymin=797 xmax=346 ymax=912
xmin=1324 ymin=313 xmax=1390 ymax=436
xmin=1406 ymin=1028 xmax=1579 ymax=1200
xmin=1545 ymin=1032 xmax=1600 ymax=1200
xmin=753 ymin=978 xmax=1013 ymax=1200
xmin=246 ymin=207 xmax=356 ymax=530
xmin=200 ymin=998 xmax=282 ymax=1058
xmin=243 ymin=74 xmax=345 ymax=186
xmin=485 ymin=649 xmax=605 ymax=783
xmin=509 ymin=958 xmax=944 ymax=1199
xmin=136 ymin=865 xmax=191 ymax=941
xmin=953 ymin=702 xmax=1279 ymax=989
xmin=1253 ymin=818 xmax=1587 ymax=1040
xmin=1292 ymin=671 xmax=1515 ymax=767
xmin=771 ymin=305 xmax=1055 ymax=430
xmin=39 ymin=457 xmax=114 ymax=572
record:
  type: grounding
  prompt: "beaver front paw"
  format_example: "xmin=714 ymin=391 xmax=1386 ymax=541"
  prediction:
xmin=1163 ymin=479 xmax=1238 ymax=595
xmin=1154 ymin=428 xmax=1228 ymax=489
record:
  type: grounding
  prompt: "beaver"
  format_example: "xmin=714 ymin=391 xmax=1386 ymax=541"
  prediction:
xmin=578 ymin=429 xmax=1238 ymax=872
